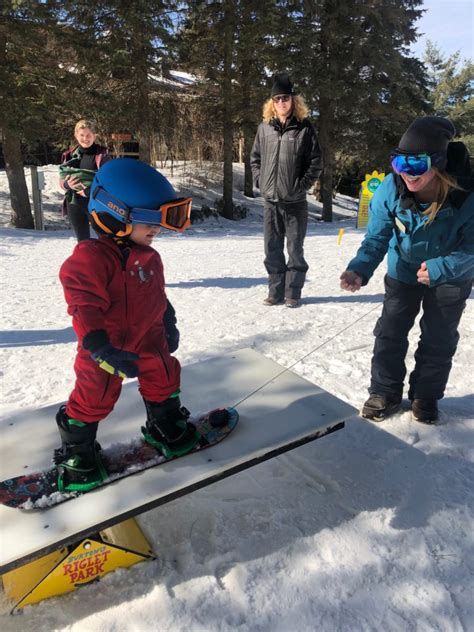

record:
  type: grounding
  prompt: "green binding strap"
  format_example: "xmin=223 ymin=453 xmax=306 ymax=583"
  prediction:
xmin=57 ymin=454 xmax=108 ymax=493
xmin=141 ymin=427 xmax=200 ymax=458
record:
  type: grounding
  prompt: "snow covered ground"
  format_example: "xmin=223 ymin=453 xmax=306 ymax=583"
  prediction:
xmin=0 ymin=164 xmax=473 ymax=631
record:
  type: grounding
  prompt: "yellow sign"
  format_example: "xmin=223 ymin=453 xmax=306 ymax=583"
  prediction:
xmin=2 ymin=518 xmax=154 ymax=612
xmin=357 ymin=170 xmax=385 ymax=229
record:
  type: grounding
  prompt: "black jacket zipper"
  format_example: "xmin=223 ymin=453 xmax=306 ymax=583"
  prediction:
xmin=273 ymin=135 xmax=282 ymax=201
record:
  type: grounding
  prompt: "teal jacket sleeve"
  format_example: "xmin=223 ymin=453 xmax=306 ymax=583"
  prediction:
xmin=426 ymin=198 xmax=474 ymax=285
xmin=346 ymin=175 xmax=397 ymax=284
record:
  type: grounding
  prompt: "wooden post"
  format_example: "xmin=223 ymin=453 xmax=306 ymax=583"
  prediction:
xmin=30 ymin=166 xmax=44 ymax=231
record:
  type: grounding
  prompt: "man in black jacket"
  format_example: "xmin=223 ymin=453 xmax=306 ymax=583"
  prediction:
xmin=251 ymin=73 xmax=323 ymax=307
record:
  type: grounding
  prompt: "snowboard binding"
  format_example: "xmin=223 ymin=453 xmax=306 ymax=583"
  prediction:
xmin=141 ymin=396 xmax=201 ymax=458
xmin=54 ymin=406 xmax=107 ymax=492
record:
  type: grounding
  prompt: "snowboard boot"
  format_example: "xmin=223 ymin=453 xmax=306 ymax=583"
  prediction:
xmin=54 ymin=405 xmax=107 ymax=492
xmin=361 ymin=393 xmax=402 ymax=422
xmin=411 ymin=398 xmax=438 ymax=424
xmin=142 ymin=395 xmax=201 ymax=458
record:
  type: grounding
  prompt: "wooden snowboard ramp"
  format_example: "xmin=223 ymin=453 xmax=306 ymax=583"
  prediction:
xmin=2 ymin=518 xmax=154 ymax=612
xmin=0 ymin=349 xmax=357 ymax=581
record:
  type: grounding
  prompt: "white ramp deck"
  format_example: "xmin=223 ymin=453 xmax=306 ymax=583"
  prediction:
xmin=0 ymin=349 xmax=357 ymax=573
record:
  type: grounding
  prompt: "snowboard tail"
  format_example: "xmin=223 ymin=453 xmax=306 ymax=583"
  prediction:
xmin=0 ymin=407 xmax=238 ymax=510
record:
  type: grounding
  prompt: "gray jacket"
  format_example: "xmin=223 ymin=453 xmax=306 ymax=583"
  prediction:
xmin=250 ymin=117 xmax=323 ymax=203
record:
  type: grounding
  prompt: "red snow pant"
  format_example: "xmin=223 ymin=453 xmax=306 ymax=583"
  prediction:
xmin=65 ymin=345 xmax=181 ymax=423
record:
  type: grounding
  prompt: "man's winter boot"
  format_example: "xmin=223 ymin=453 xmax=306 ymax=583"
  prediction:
xmin=54 ymin=405 xmax=107 ymax=492
xmin=263 ymin=296 xmax=284 ymax=306
xmin=142 ymin=395 xmax=200 ymax=458
xmin=361 ymin=393 xmax=402 ymax=422
xmin=411 ymin=398 xmax=438 ymax=424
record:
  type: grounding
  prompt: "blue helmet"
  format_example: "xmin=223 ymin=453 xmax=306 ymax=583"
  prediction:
xmin=89 ymin=159 xmax=191 ymax=237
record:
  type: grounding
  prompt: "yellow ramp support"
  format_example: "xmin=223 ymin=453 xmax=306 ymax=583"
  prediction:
xmin=2 ymin=518 xmax=154 ymax=612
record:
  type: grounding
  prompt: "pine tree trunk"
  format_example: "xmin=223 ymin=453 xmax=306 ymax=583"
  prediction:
xmin=318 ymin=98 xmax=334 ymax=222
xmin=321 ymin=161 xmax=334 ymax=223
xmin=134 ymin=33 xmax=152 ymax=165
xmin=2 ymin=128 xmax=34 ymax=229
xmin=243 ymin=124 xmax=254 ymax=198
xmin=221 ymin=0 xmax=234 ymax=219
xmin=238 ymin=37 xmax=254 ymax=199
xmin=138 ymin=128 xmax=152 ymax=165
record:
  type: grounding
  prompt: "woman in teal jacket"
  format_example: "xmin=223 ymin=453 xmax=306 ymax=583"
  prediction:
xmin=340 ymin=116 xmax=473 ymax=424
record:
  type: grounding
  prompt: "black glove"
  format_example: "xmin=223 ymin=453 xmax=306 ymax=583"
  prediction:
xmin=166 ymin=325 xmax=180 ymax=353
xmin=83 ymin=330 xmax=139 ymax=379
xmin=163 ymin=300 xmax=180 ymax=354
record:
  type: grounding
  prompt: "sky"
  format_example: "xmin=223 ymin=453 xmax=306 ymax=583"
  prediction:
xmin=411 ymin=0 xmax=473 ymax=60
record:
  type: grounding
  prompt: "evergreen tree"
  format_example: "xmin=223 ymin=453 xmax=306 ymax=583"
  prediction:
xmin=424 ymin=41 xmax=474 ymax=153
xmin=59 ymin=0 xmax=177 ymax=164
xmin=275 ymin=0 xmax=427 ymax=220
xmin=1 ymin=0 xmax=63 ymax=228
xmin=164 ymin=6 xmax=227 ymax=167
xmin=176 ymin=0 xmax=275 ymax=217
xmin=176 ymin=0 xmax=236 ymax=218
xmin=221 ymin=0 xmax=235 ymax=217
xmin=233 ymin=1 xmax=275 ymax=197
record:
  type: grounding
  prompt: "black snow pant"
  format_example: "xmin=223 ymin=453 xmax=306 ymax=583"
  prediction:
xmin=263 ymin=200 xmax=309 ymax=301
xmin=66 ymin=196 xmax=91 ymax=242
xmin=370 ymin=274 xmax=472 ymax=400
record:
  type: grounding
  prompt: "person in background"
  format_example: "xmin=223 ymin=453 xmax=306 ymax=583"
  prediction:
xmin=59 ymin=119 xmax=110 ymax=241
xmin=340 ymin=116 xmax=473 ymax=424
xmin=251 ymin=73 xmax=323 ymax=308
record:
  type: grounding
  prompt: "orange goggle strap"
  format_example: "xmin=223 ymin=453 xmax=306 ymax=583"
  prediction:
xmin=90 ymin=210 xmax=133 ymax=237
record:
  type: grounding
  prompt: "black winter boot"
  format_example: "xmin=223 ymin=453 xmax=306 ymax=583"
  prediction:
xmin=54 ymin=405 xmax=107 ymax=492
xmin=142 ymin=396 xmax=200 ymax=458
xmin=361 ymin=393 xmax=402 ymax=422
xmin=411 ymin=398 xmax=438 ymax=424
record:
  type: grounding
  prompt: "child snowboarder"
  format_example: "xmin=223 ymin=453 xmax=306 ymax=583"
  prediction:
xmin=340 ymin=116 xmax=474 ymax=424
xmin=55 ymin=158 xmax=200 ymax=492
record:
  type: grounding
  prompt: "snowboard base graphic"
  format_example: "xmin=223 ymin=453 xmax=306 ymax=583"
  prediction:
xmin=0 ymin=408 xmax=238 ymax=510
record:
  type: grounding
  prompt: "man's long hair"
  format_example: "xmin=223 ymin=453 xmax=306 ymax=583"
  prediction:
xmin=262 ymin=95 xmax=309 ymax=123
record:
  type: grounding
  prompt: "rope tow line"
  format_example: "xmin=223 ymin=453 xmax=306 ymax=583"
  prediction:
xmin=233 ymin=302 xmax=382 ymax=408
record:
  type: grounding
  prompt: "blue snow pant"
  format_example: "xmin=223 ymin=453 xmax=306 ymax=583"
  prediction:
xmin=263 ymin=200 xmax=309 ymax=301
xmin=370 ymin=274 xmax=472 ymax=400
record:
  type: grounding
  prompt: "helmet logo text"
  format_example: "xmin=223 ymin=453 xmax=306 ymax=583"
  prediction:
xmin=107 ymin=201 xmax=125 ymax=217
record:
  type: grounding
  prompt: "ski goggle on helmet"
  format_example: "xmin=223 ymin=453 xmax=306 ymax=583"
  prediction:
xmin=89 ymin=159 xmax=192 ymax=237
xmin=390 ymin=151 xmax=446 ymax=177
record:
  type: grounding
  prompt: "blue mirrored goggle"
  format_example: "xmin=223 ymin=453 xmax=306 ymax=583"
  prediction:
xmin=91 ymin=186 xmax=192 ymax=231
xmin=390 ymin=151 xmax=446 ymax=177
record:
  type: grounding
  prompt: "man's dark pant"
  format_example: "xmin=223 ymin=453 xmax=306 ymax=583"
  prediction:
xmin=370 ymin=274 xmax=472 ymax=400
xmin=263 ymin=200 xmax=309 ymax=300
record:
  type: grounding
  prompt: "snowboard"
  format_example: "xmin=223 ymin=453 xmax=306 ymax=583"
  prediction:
xmin=0 ymin=407 xmax=238 ymax=510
